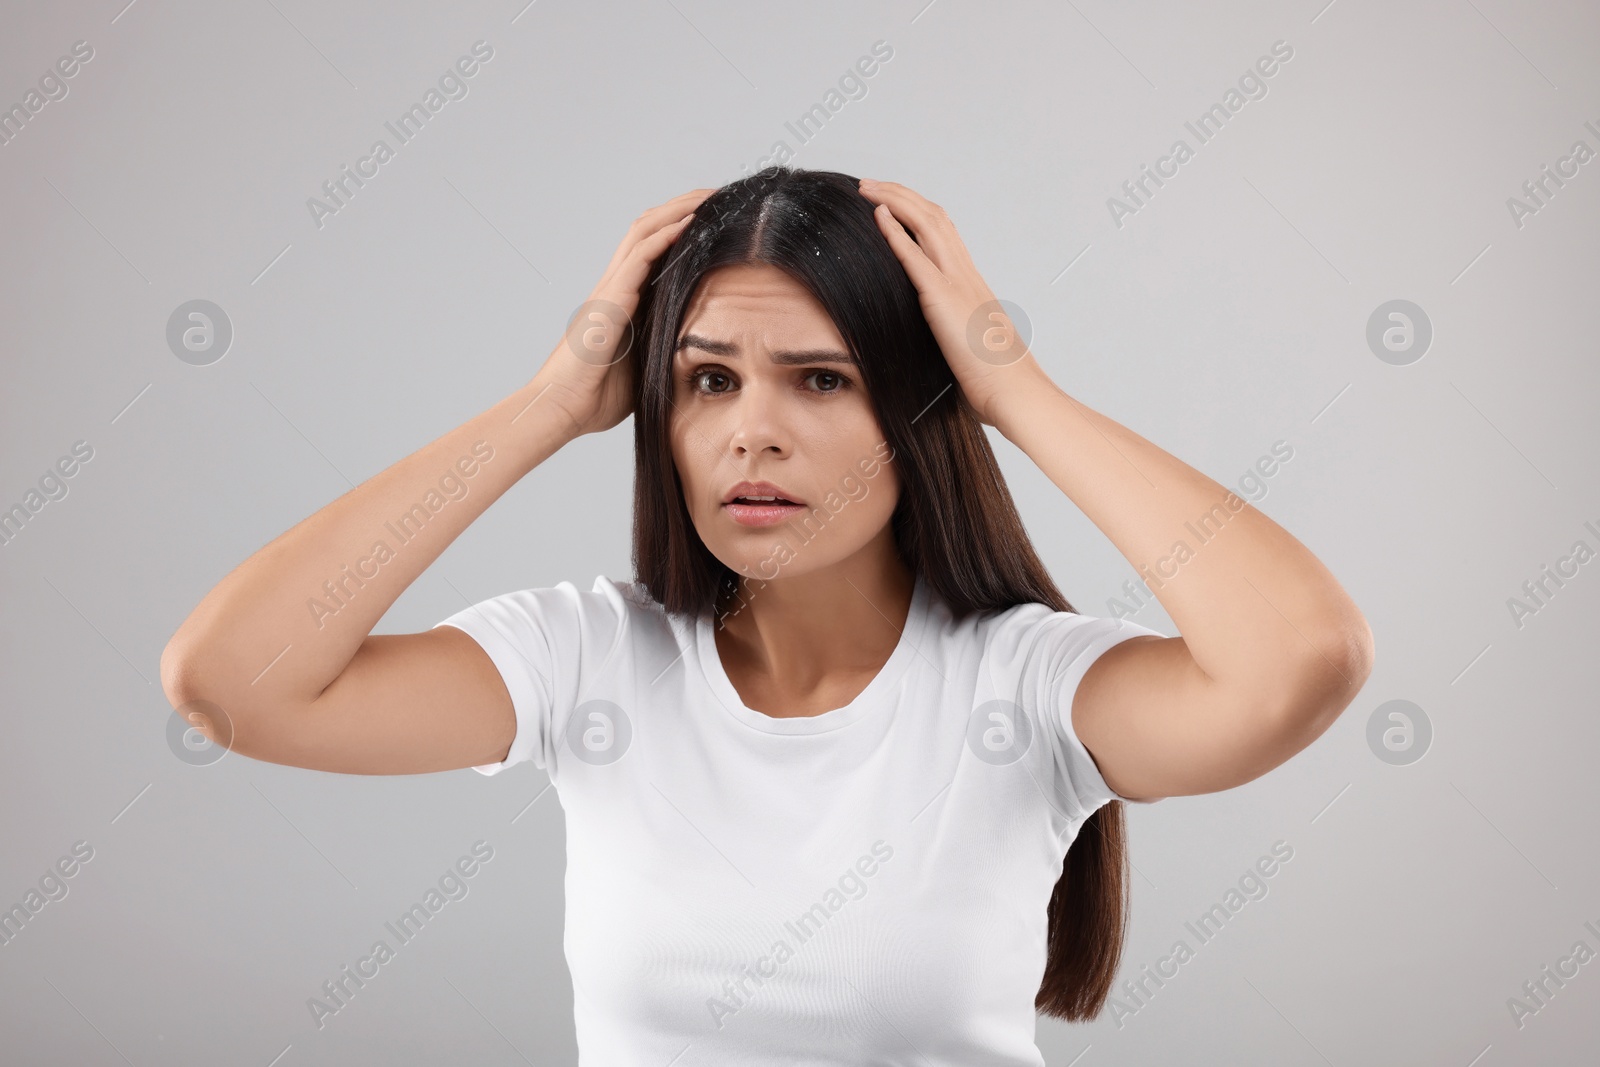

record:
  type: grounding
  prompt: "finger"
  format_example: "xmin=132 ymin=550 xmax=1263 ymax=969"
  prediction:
xmin=633 ymin=210 xmax=697 ymax=263
xmin=641 ymin=188 xmax=716 ymax=229
xmin=870 ymin=201 xmax=945 ymax=291
xmin=604 ymin=191 xmax=713 ymax=259
xmin=857 ymin=180 xmax=963 ymax=270
xmin=603 ymin=190 xmax=715 ymax=275
xmin=600 ymin=211 xmax=697 ymax=302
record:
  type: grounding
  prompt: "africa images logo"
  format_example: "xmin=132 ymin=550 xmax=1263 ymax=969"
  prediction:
xmin=705 ymin=840 xmax=894 ymax=1029
xmin=305 ymin=41 xmax=495 ymax=230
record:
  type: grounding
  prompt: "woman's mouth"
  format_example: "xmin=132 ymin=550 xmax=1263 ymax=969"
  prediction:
xmin=724 ymin=495 xmax=806 ymax=527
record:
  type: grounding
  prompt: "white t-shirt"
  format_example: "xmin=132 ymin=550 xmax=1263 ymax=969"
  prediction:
xmin=434 ymin=571 xmax=1165 ymax=1066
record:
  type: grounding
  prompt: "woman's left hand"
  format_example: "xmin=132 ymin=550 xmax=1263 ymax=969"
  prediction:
xmin=856 ymin=178 xmax=1046 ymax=428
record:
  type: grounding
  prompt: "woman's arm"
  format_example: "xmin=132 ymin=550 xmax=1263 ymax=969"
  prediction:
xmin=856 ymin=177 xmax=1374 ymax=801
xmin=159 ymin=374 xmax=577 ymax=773
xmin=991 ymin=377 xmax=1372 ymax=800
xmin=161 ymin=187 xmax=713 ymax=775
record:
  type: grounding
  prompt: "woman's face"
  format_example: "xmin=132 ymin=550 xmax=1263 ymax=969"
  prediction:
xmin=668 ymin=263 xmax=901 ymax=585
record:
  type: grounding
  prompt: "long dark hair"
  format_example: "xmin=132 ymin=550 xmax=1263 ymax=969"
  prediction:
xmin=628 ymin=165 xmax=1127 ymax=1019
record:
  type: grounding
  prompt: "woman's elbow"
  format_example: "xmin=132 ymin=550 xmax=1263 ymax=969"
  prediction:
xmin=1273 ymin=617 xmax=1377 ymax=745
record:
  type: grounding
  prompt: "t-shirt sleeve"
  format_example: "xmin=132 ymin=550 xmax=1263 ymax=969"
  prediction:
xmin=994 ymin=606 xmax=1168 ymax=816
xmin=431 ymin=577 xmax=629 ymax=778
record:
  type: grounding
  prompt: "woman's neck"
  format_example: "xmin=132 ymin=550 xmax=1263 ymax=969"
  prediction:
xmin=711 ymin=552 xmax=916 ymax=717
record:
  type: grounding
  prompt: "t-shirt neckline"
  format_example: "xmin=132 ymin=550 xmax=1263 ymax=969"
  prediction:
xmin=695 ymin=572 xmax=931 ymax=734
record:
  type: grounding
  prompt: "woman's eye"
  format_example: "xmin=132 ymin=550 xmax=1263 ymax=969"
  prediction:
xmin=686 ymin=368 xmax=848 ymax=394
xmin=689 ymin=370 xmax=732 ymax=393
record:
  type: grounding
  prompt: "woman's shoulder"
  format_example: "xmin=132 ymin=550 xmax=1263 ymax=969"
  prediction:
xmin=586 ymin=574 xmax=691 ymax=644
xmin=443 ymin=574 xmax=674 ymax=637
xmin=939 ymin=592 xmax=1165 ymax=661
xmin=599 ymin=574 xmax=668 ymax=615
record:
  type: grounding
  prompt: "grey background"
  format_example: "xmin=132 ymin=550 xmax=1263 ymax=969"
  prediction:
xmin=2 ymin=0 xmax=1596 ymax=1063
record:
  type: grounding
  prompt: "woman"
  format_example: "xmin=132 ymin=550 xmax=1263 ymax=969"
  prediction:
xmin=161 ymin=166 xmax=1373 ymax=1064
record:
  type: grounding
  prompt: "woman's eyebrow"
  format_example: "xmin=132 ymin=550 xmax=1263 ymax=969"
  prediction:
xmin=675 ymin=333 xmax=859 ymax=367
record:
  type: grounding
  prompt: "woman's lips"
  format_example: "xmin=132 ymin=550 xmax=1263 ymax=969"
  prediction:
xmin=723 ymin=500 xmax=807 ymax=527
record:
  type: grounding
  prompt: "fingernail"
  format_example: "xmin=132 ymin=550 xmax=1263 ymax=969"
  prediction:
xmin=860 ymin=178 xmax=878 ymax=187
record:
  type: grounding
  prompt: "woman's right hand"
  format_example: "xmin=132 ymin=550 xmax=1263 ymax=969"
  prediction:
xmin=534 ymin=187 xmax=716 ymax=437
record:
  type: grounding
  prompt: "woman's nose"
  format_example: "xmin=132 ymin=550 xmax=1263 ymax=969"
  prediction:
xmin=726 ymin=381 xmax=789 ymax=456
